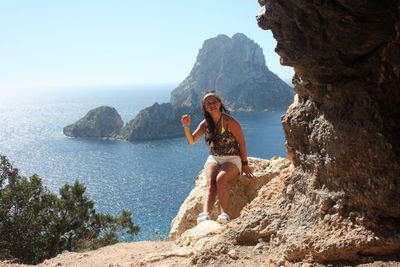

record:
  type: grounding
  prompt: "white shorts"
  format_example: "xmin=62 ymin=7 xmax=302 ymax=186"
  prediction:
xmin=204 ymin=155 xmax=242 ymax=173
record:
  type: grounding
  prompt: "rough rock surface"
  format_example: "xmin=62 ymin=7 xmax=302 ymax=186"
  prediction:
xmin=171 ymin=0 xmax=398 ymax=265
xmin=169 ymin=156 xmax=292 ymax=240
xmin=169 ymin=0 xmax=400 ymax=266
xmin=176 ymin=220 xmax=223 ymax=248
xmin=188 ymin=164 xmax=400 ymax=266
xmin=116 ymin=33 xmax=294 ymax=141
xmin=63 ymin=106 xmax=123 ymax=138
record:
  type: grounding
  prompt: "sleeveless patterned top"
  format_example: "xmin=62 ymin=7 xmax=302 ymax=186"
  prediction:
xmin=207 ymin=116 xmax=241 ymax=156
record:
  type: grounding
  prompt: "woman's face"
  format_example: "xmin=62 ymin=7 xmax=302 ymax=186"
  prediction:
xmin=203 ymin=96 xmax=221 ymax=113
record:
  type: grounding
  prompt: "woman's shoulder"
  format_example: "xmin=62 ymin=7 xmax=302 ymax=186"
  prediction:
xmin=223 ymin=114 xmax=238 ymax=124
xmin=222 ymin=114 xmax=240 ymax=129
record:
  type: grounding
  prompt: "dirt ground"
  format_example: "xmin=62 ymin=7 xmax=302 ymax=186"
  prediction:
xmin=1 ymin=241 xmax=399 ymax=267
xmin=0 ymin=241 xmax=271 ymax=267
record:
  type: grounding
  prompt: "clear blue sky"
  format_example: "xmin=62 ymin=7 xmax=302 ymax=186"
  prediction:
xmin=0 ymin=1 xmax=294 ymax=91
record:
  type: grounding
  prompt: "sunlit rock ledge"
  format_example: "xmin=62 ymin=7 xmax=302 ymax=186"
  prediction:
xmin=169 ymin=156 xmax=293 ymax=241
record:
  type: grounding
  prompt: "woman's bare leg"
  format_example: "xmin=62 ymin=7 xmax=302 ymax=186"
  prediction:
xmin=216 ymin=163 xmax=239 ymax=214
xmin=204 ymin=163 xmax=220 ymax=213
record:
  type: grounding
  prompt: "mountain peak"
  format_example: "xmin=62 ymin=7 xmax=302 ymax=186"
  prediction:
xmin=171 ymin=33 xmax=291 ymax=110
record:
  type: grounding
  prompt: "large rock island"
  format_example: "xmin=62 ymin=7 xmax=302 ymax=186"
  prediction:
xmin=63 ymin=106 xmax=123 ymax=138
xmin=170 ymin=33 xmax=293 ymax=111
xmin=114 ymin=33 xmax=293 ymax=141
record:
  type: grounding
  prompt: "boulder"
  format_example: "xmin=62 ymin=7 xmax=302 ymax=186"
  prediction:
xmin=169 ymin=157 xmax=293 ymax=240
xmin=175 ymin=220 xmax=222 ymax=247
xmin=63 ymin=106 xmax=123 ymax=138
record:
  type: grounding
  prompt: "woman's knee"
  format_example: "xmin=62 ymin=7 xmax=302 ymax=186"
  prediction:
xmin=216 ymin=170 xmax=238 ymax=188
xmin=216 ymin=174 xmax=229 ymax=188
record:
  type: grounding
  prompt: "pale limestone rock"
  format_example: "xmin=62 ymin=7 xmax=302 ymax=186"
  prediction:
xmin=135 ymin=246 xmax=194 ymax=266
xmin=227 ymin=249 xmax=239 ymax=259
xmin=175 ymin=220 xmax=222 ymax=247
xmin=169 ymin=156 xmax=292 ymax=240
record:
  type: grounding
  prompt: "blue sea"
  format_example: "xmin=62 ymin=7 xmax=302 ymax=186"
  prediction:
xmin=0 ymin=84 xmax=287 ymax=240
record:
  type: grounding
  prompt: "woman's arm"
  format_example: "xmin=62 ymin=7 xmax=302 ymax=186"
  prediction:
xmin=229 ymin=117 xmax=254 ymax=178
xmin=181 ymin=115 xmax=205 ymax=145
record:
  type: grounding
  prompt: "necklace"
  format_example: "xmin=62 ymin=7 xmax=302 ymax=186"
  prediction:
xmin=213 ymin=115 xmax=223 ymax=132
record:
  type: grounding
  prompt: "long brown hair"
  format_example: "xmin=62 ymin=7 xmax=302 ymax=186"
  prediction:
xmin=201 ymin=91 xmax=230 ymax=146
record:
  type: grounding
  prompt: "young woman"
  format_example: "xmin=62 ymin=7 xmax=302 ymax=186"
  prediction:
xmin=180 ymin=91 xmax=254 ymax=224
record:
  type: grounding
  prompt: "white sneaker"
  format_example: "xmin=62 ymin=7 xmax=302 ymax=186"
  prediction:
xmin=197 ymin=212 xmax=211 ymax=224
xmin=216 ymin=212 xmax=230 ymax=224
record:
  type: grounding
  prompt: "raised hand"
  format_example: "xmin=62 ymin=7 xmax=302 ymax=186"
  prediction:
xmin=181 ymin=114 xmax=191 ymax=127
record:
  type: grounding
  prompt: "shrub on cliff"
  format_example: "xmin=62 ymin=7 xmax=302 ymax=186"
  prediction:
xmin=0 ymin=155 xmax=140 ymax=264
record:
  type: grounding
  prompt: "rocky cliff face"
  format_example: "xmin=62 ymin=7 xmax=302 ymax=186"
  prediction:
xmin=170 ymin=33 xmax=293 ymax=111
xmin=63 ymin=106 xmax=123 ymax=138
xmin=178 ymin=1 xmax=400 ymax=265
xmin=267 ymin=0 xmax=400 ymax=242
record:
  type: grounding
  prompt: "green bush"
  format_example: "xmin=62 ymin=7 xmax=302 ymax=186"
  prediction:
xmin=0 ymin=155 xmax=140 ymax=264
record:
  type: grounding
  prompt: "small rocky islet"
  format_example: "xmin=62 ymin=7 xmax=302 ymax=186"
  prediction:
xmin=63 ymin=106 xmax=123 ymax=138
